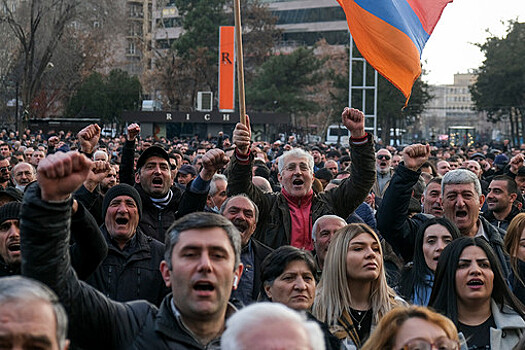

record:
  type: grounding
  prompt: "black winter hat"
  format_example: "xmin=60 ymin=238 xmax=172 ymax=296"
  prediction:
xmin=102 ymin=184 xmax=142 ymax=220
xmin=0 ymin=202 xmax=21 ymax=224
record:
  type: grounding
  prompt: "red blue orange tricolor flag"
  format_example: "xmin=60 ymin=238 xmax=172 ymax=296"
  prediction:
xmin=336 ymin=0 xmax=453 ymax=103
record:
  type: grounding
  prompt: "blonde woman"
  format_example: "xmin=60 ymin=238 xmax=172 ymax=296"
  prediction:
xmin=504 ymin=213 xmax=525 ymax=305
xmin=361 ymin=306 xmax=459 ymax=350
xmin=313 ymin=223 xmax=404 ymax=349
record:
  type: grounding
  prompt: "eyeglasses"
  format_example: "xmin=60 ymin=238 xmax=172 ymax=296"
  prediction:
xmin=401 ymin=338 xmax=459 ymax=350
xmin=377 ymin=154 xmax=391 ymax=160
xmin=0 ymin=166 xmax=11 ymax=173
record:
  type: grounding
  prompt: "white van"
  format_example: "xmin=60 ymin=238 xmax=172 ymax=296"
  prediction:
xmin=325 ymin=124 xmax=350 ymax=145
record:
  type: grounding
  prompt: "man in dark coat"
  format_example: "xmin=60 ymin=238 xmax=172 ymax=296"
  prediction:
xmin=22 ymin=151 xmax=242 ymax=350
xmin=120 ymin=123 xmax=227 ymax=242
xmin=220 ymin=194 xmax=273 ymax=305
xmin=86 ymin=183 xmax=169 ymax=306
xmin=377 ymin=144 xmax=510 ymax=277
xmin=227 ymin=108 xmax=375 ymax=250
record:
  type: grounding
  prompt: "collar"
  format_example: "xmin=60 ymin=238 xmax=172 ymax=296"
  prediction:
xmin=281 ymin=187 xmax=313 ymax=207
xmin=475 ymin=219 xmax=489 ymax=240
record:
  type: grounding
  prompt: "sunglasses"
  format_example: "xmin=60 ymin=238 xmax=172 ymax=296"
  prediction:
xmin=0 ymin=166 xmax=11 ymax=173
xmin=377 ymin=155 xmax=391 ymax=160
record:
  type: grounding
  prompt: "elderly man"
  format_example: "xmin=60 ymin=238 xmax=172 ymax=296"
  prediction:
xmin=21 ymin=151 xmax=243 ymax=349
xmin=220 ymin=194 xmax=273 ymax=305
xmin=0 ymin=276 xmax=69 ymax=350
xmin=311 ymin=215 xmax=346 ymax=272
xmin=221 ymin=302 xmax=325 ymax=350
xmin=86 ymin=184 xmax=169 ymax=306
xmin=377 ymin=144 xmax=510 ymax=276
xmin=228 ymin=108 xmax=375 ymax=249
xmin=120 ymin=124 xmax=228 ymax=242
xmin=11 ymin=161 xmax=36 ymax=192
xmin=372 ymin=148 xmax=394 ymax=203
xmin=205 ymin=174 xmax=228 ymax=213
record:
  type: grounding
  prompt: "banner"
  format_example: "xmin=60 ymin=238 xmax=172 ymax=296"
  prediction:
xmin=218 ymin=26 xmax=235 ymax=112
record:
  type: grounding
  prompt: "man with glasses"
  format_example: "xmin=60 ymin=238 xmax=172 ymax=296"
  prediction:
xmin=11 ymin=162 xmax=36 ymax=192
xmin=228 ymin=108 xmax=375 ymax=250
xmin=0 ymin=156 xmax=12 ymax=190
xmin=372 ymin=148 xmax=394 ymax=203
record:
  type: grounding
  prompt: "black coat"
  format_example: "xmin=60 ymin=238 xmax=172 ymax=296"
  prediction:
xmin=86 ymin=225 xmax=169 ymax=306
xmin=21 ymin=182 xmax=224 ymax=350
xmin=377 ymin=164 xmax=511 ymax=278
xmin=0 ymin=200 xmax=107 ymax=280
xmin=120 ymin=139 xmax=208 ymax=243
xmin=226 ymin=134 xmax=376 ymax=249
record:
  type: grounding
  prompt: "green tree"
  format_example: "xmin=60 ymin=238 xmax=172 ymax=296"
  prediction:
xmin=67 ymin=69 xmax=141 ymax=124
xmin=471 ymin=21 xmax=525 ymax=145
xmin=246 ymin=47 xmax=324 ymax=118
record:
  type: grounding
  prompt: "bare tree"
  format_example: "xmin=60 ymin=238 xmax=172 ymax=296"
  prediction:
xmin=0 ymin=0 xmax=122 ymax=127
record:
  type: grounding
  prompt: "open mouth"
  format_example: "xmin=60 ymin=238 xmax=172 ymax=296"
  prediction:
xmin=232 ymin=219 xmax=248 ymax=232
xmin=455 ymin=210 xmax=468 ymax=218
xmin=152 ymin=178 xmax=163 ymax=185
xmin=380 ymin=162 xmax=387 ymax=167
xmin=292 ymin=179 xmax=304 ymax=186
xmin=115 ymin=218 xmax=129 ymax=225
xmin=193 ymin=281 xmax=215 ymax=292
xmin=7 ymin=242 xmax=20 ymax=252
xmin=467 ymin=279 xmax=484 ymax=286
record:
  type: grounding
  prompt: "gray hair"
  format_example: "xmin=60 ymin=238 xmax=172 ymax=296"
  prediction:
xmin=278 ymin=148 xmax=314 ymax=174
xmin=442 ymin=169 xmax=482 ymax=196
xmin=93 ymin=150 xmax=109 ymax=161
xmin=164 ymin=212 xmax=242 ymax=269
xmin=312 ymin=215 xmax=346 ymax=242
xmin=0 ymin=276 xmax=68 ymax=349
xmin=209 ymin=174 xmax=228 ymax=197
xmin=220 ymin=194 xmax=259 ymax=225
xmin=221 ymin=302 xmax=325 ymax=350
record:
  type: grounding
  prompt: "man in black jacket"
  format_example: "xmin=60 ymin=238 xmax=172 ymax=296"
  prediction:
xmin=377 ymin=144 xmax=510 ymax=277
xmin=220 ymin=194 xmax=273 ymax=305
xmin=120 ymin=123 xmax=228 ymax=242
xmin=22 ymin=151 xmax=243 ymax=350
xmin=86 ymin=183 xmax=169 ymax=306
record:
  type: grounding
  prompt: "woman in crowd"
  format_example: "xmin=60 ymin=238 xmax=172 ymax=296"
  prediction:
xmin=313 ymin=223 xmax=404 ymax=349
xmin=361 ymin=305 xmax=460 ymax=350
xmin=504 ymin=213 xmax=525 ymax=304
xmin=260 ymin=245 xmax=341 ymax=350
xmin=430 ymin=237 xmax=525 ymax=350
xmin=398 ymin=217 xmax=460 ymax=305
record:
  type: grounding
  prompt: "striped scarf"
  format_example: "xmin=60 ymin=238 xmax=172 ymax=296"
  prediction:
xmin=150 ymin=190 xmax=173 ymax=209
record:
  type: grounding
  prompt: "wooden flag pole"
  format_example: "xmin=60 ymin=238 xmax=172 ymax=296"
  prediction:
xmin=234 ymin=0 xmax=247 ymax=125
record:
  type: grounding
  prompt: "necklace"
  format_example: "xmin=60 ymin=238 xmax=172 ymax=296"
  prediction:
xmin=349 ymin=308 xmax=369 ymax=331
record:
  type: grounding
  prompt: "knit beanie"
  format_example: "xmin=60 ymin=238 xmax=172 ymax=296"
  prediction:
xmin=0 ymin=202 xmax=21 ymax=224
xmin=102 ymin=184 xmax=142 ymax=220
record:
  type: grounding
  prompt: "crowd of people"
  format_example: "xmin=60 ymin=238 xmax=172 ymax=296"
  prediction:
xmin=1 ymin=107 xmax=525 ymax=349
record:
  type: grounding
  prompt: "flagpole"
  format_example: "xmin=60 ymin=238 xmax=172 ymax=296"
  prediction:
xmin=234 ymin=0 xmax=247 ymax=126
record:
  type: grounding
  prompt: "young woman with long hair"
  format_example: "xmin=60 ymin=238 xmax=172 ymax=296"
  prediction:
xmin=398 ymin=217 xmax=460 ymax=305
xmin=430 ymin=237 xmax=525 ymax=349
xmin=313 ymin=223 xmax=404 ymax=349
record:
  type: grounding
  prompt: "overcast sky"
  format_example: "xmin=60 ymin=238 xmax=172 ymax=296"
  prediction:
xmin=421 ymin=0 xmax=525 ymax=85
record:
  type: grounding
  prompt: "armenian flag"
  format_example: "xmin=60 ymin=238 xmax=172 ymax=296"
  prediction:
xmin=336 ymin=0 xmax=453 ymax=102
